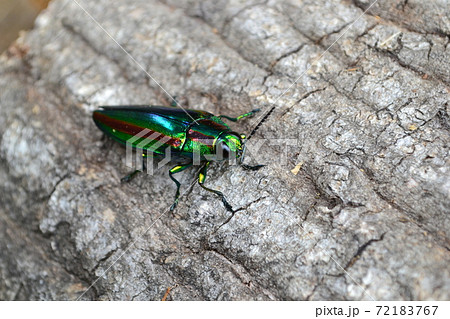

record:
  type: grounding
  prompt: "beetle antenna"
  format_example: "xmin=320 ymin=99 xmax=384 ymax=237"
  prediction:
xmin=245 ymin=105 xmax=275 ymax=141
xmin=238 ymin=105 xmax=274 ymax=169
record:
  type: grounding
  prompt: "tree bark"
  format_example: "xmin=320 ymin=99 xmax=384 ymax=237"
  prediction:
xmin=0 ymin=0 xmax=448 ymax=300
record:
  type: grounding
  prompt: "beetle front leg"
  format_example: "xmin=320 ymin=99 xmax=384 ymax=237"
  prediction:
xmin=169 ymin=162 xmax=193 ymax=211
xmin=219 ymin=108 xmax=260 ymax=122
xmin=198 ymin=162 xmax=234 ymax=212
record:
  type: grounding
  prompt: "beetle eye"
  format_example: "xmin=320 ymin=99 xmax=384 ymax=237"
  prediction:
xmin=218 ymin=141 xmax=230 ymax=159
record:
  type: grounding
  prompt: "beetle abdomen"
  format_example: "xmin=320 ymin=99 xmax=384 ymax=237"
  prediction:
xmin=93 ymin=106 xmax=190 ymax=155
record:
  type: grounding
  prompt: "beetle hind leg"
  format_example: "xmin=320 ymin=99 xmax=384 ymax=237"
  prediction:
xmin=241 ymin=163 xmax=265 ymax=171
xmin=198 ymin=162 xmax=234 ymax=212
xmin=120 ymin=170 xmax=140 ymax=183
xmin=169 ymin=96 xmax=178 ymax=107
xmin=121 ymin=153 xmax=147 ymax=183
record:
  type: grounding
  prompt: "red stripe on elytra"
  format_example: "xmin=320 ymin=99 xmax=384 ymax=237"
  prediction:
xmin=187 ymin=129 xmax=214 ymax=142
xmin=94 ymin=112 xmax=182 ymax=147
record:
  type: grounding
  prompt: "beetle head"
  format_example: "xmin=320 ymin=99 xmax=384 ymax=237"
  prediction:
xmin=214 ymin=133 xmax=244 ymax=161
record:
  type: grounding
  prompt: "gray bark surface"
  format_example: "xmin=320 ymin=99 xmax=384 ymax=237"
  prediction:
xmin=0 ymin=0 xmax=449 ymax=300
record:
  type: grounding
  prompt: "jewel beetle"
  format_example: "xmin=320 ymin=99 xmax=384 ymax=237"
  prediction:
xmin=92 ymin=102 xmax=265 ymax=211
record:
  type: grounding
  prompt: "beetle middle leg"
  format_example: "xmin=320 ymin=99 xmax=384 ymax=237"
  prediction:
xmin=219 ymin=108 xmax=260 ymax=122
xmin=198 ymin=162 xmax=234 ymax=212
xmin=169 ymin=162 xmax=193 ymax=211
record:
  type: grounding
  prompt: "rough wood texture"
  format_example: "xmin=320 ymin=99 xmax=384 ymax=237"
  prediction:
xmin=0 ymin=0 xmax=449 ymax=300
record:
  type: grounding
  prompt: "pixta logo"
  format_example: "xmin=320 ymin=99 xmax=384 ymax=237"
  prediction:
xmin=125 ymin=129 xmax=296 ymax=175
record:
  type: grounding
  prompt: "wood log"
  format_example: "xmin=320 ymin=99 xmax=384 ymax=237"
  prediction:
xmin=0 ymin=0 xmax=448 ymax=300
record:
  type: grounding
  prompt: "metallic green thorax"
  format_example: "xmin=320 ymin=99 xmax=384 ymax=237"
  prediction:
xmin=93 ymin=105 xmax=244 ymax=161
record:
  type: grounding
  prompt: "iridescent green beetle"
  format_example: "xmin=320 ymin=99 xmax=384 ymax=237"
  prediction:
xmin=93 ymin=103 xmax=263 ymax=211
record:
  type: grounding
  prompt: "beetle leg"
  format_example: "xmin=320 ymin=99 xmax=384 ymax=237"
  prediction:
xmin=219 ymin=108 xmax=260 ymax=122
xmin=169 ymin=162 xmax=193 ymax=211
xmin=170 ymin=96 xmax=178 ymax=107
xmin=241 ymin=163 xmax=265 ymax=171
xmin=120 ymin=170 xmax=140 ymax=183
xmin=120 ymin=153 xmax=147 ymax=183
xmin=198 ymin=162 xmax=234 ymax=212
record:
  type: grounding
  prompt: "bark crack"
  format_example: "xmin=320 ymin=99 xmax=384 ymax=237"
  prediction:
xmin=345 ymin=233 xmax=386 ymax=270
